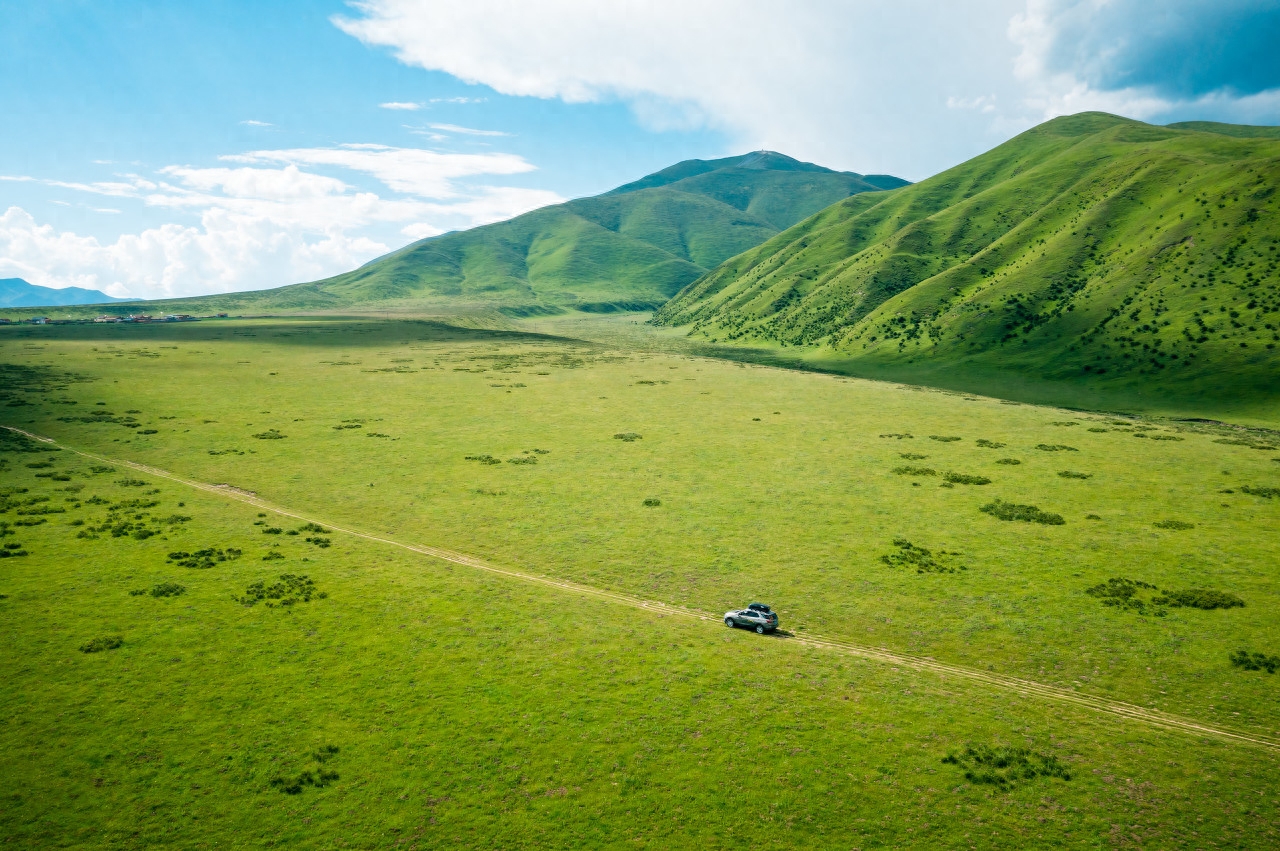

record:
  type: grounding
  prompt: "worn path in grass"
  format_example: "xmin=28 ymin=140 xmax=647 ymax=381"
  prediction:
xmin=11 ymin=424 xmax=1278 ymax=755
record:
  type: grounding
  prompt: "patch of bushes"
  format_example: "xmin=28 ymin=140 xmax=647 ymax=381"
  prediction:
xmin=1058 ymin=471 xmax=1092 ymax=479
xmin=269 ymin=769 xmax=339 ymax=795
xmin=305 ymin=536 xmax=331 ymax=548
xmin=88 ymin=465 xmax=115 ymax=474
xmin=614 ymin=432 xmax=642 ymax=442
xmin=880 ymin=538 xmax=964 ymax=574
xmin=1035 ymin=444 xmax=1078 ymax=452
xmin=1087 ymin=427 xmax=1109 ymax=433
xmin=116 ymin=478 xmax=148 ymax=487
xmin=366 ymin=432 xmax=391 ymax=438
xmin=1149 ymin=434 xmax=1183 ymax=441
xmin=1153 ymin=520 xmax=1195 ymax=530
xmin=79 ymin=636 xmax=123 ymax=654
xmin=941 ymin=745 xmax=1071 ymax=788
xmin=208 ymin=449 xmax=245 ymax=456
xmin=263 ymin=551 xmax=285 ymax=561
xmin=1085 ymin=513 xmax=1102 ymax=520
xmin=1050 ymin=421 xmax=1078 ymax=427
xmin=1240 ymin=485 xmax=1280 ymax=498
xmin=0 ymin=541 xmax=28 ymax=558
xmin=333 ymin=423 xmax=363 ymax=430
xmin=252 ymin=430 xmax=286 ymax=440
xmin=148 ymin=582 xmax=186 ymax=598
xmin=893 ymin=466 xmax=936 ymax=476
xmin=168 ymin=548 xmax=242 ymax=569
xmin=1230 ymin=650 xmax=1280 ymax=673
xmin=943 ymin=472 xmax=991 ymax=485
xmin=980 ymin=500 xmax=1065 ymax=525
xmin=24 ymin=461 xmax=54 ymax=469
xmin=643 ymin=498 xmax=661 ymax=507
xmin=299 ymin=523 xmax=328 ymax=533
xmin=879 ymin=433 xmax=912 ymax=439
xmin=138 ymin=429 xmax=158 ymax=435
xmin=1154 ymin=588 xmax=1244 ymax=610
xmin=929 ymin=435 xmax=962 ymax=442
xmin=507 ymin=456 xmax=538 ymax=465
xmin=1086 ymin=577 xmax=1160 ymax=614
xmin=975 ymin=439 xmax=1006 ymax=449
xmin=262 ymin=527 xmax=283 ymax=534
xmin=237 ymin=574 xmax=325 ymax=607
xmin=465 ymin=454 xmax=501 ymax=465
xmin=899 ymin=453 xmax=928 ymax=460
xmin=995 ymin=458 xmax=1021 ymax=465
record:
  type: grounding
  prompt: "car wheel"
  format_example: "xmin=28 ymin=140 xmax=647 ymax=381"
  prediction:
xmin=725 ymin=618 xmax=735 ymax=627
xmin=755 ymin=624 xmax=765 ymax=634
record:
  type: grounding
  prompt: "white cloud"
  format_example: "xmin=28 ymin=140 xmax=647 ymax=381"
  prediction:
xmin=379 ymin=101 xmax=423 ymax=110
xmin=429 ymin=96 xmax=485 ymax=104
xmin=240 ymin=119 xmax=274 ymax=127
xmin=225 ymin=143 xmax=536 ymax=197
xmin=0 ymin=145 xmax=564 ymax=299
xmin=427 ymin=122 xmax=511 ymax=137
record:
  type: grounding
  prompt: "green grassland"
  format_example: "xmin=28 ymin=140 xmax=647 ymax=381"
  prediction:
xmin=2 ymin=317 xmax=1280 ymax=847
xmin=655 ymin=113 xmax=1280 ymax=420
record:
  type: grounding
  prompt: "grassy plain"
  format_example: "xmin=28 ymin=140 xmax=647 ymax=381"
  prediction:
xmin=2 ymin=317 xmax=1280 ymax=848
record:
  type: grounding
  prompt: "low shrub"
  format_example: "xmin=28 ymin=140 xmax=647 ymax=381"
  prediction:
xmin=138 ymin=429 xmax=158 ymax=435
xmin=237 ymin=574 xmax=326 ymax=607
xmin=332 ymin=423 xmax=362 ymax=430
xmin=1050 ymin=421 xmax=1079 ymax=427
xmin=880 ymin=538 xmax=964 ymax=574
xmin=270 ymin=769 xmax=338 ymax=795
xmin=88 ymin=465 xmax=115 ymax=474
xmin=1085 ymin=513 xmax=1102 ymax=520
xmin=995 ymin=458 xmax=1021 ymax=465
xmin=366 ymin=433 xmax=391 ymax=438
xmin=1085 ymin=577 xmax=1160 ymax=614
xmin=149 ymin=582 xmax=186 ymax=598
xmin=116 ymin=478 xmax=148 ymax=487
xmin=262 ymin=527 xmax=283 ymax=535
xmin=929 ymin=435 xmax=962 ymax=442
xmin=304 ymin=536 xmax=331 ymax=548
xmin=507 ymin=456 xmax=537 ymax=465
xmin=1035 ymin=444 xmax=1077 ymax=452
xmin=1153 ymin=520 xmax=1195 ymax=530
xmin=1153 ymin=589 xmax=1244 ymax=610
xmin=1241 ymin=485 xmax=1280 ymax=498
xmin=299 ymin=523 xmax=328 ymax=533
xmin=943 ymin=472 xmax=991 ymax=485
xmin=208 ymin=449 xmax=245 ymax=456
xmin=79 ymin=636 xmax=123 ymax=653
xmin=1230 ymin=650 xmax=1279 ymax=673
xmin=614 ymin=432 xmax=642 ymax=442
xmin=941 ymin=745 xmax=1071 ymax=787
xmin=1087 ymin=427 xmax=1109 ymax=433
xmin=899 ymin=453 xmax=928 ymax=460
xmin=1149 ymin=434 xmax=1183 ymax=441
xmin=643 ymin=498 xmax=661 ymax=507
xmin=252 ymin=429 xmax=286 ymax=440
xmin=464 ymin=454 xmax=501 ymax=465
xmin=980 ymin=500 xmax=1064 ymax=525
xmin=168 ymin=548 xmax=242 ymax=569
xmin=24 ymin=461 xmax=54 ymax=469
xmin=975 ymin=439 xmax=1006 ymax=449
xmin=263 ymin=551 xmax=285 ymax=561
xmin=893 ymin=466 xmax=936 ymax=476
xmin=1058 ymin=471 xmax=1092 ymax=479
xmin=879 ymin=433 xmax=913 ymax=439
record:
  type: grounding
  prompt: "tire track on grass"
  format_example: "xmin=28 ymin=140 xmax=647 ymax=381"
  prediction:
xmin=9 ymin=425 xmax=1280 ymax=754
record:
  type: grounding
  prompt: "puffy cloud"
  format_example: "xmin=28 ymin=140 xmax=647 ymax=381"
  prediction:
xmin=379 ymin=101 xmax=423 ymax=110
xmin=428 ymin=123 xmax=511 ymax=137
xmin=1 ymin=147 xmax=563 ymax=299
xmin=335 ymin=0 xmax=1280 ymax=178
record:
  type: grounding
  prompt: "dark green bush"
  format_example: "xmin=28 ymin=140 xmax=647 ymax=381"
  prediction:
xmin=252 ymin=430 xmax=286 ymax=440
xmin=263 ymin=527 xmax=283 ymax=535
xmin=941 ymin=745 xmax=1071 ymax=788
xmin=613 ymin=432 xmax=642 ymax=442
xmin=899 ymin=453 xmax=928 ymax=460
xmin=928 ymin=435 xmax=962 ymax=442
xmin=304 ymin=536 xmax=331 ymax=548
xmin=1149 ymin=434 xmax=1183 ymax=441
xmin=943 ymin=472 xmax=991 ymax=485
xmin=880 ymin=537 xmax=964 ymax=574
xmin=1035 ymin=444 xmax=1078 ymax=452
xmin=299 ymin=523 xmax=328 ymax=533
xmin=980 ymin=500 xmax=1065 ymax=525
xmin=1153 ymin=520 xmax=1195 ymax=530
xmin=995 ymin=458 xmax=1021 ymax=465
xmin=88 ymin=465 xmax=115 ymax=474
xmin=643 ymin=498 xmax=661 ymax=507
xmin=879 ymin=433 xmax=913 ymax=439
xmin=464 ymin=454 xmax=501 ymax=465
xmin=263 ymin=551 xmax=285 ymax=561
xmin=79 ymin=636 xmax=123 ymax=653
xmin=168 ymin=548 xmax=242 ymax=569
xmin=1153 ymin=589 xmax=1244 ymax=610
xmin=116 ymin=478 xmax=147 ymax=487
xmin=893 ymin=466 xmax=936 ymax=476
xmin=1058 ymin=471 xmax=1092 ymax=479
xmin=1241 ymin=485 xmax=1280 ymax=498
xmin=237 ymin=574 xmax=326 ymax=607
xmin=975 ymin=439 xmax=1006 ymax=449
xmin=1230 ymin=649 xmax=1279 ymax=673
xmin=507 ymin=456 xmax=537 ymax=465
xmin=1085 ymin=577 xmax=1160 ymax=614
xmin=149 ymin=582 xmax=186 ymax=598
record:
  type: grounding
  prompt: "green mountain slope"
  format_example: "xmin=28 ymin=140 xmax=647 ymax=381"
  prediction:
xmin=655 ymin=113 xmax=1280 ymax=416
xmin=312 ymin=151 xmax=904 ymax=311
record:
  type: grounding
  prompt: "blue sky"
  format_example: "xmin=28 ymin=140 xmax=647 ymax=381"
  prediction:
xmin=2 ymin=0 xmax=1278 ymax=300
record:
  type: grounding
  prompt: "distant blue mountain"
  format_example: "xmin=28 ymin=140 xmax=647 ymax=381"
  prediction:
xmin=0 ymin=278 xmax=126 ymax=308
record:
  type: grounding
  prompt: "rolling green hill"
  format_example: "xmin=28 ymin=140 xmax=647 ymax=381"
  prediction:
xmin=37 ymin=152 xmax=901 ymax=319
xmin=654 ymin=113 xmax=1280 ymax=417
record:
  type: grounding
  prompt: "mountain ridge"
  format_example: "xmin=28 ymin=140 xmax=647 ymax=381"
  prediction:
xmin=0 ymin=278 xmax=125 ymax=309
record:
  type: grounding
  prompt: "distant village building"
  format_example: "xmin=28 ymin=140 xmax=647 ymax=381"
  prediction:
xmin=30 ymin=317 xmax=48 ymax=325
